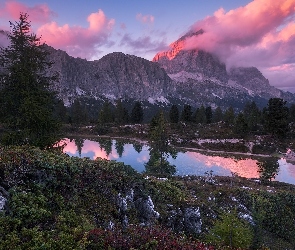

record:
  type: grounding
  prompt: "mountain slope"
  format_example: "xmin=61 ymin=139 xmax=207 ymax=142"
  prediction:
xmin=153 ymin=30 xmax=295 ymax=107
xmin=44 ymin=35 xmax=295 ymax=109
xmin=46 ymin=46 xmax=174 ymax=105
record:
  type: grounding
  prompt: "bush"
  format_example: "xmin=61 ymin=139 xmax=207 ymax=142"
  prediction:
xmin=206 ymin=210 xmax=253 ymax=248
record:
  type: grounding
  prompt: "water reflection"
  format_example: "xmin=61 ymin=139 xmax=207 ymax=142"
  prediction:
xmin=61 ymin=138 xmax=295 ymax=185
xmin=176 ymin=151 xmax=260 ymax=178
xmin=257 ymin=158 xmax=279 ymax=183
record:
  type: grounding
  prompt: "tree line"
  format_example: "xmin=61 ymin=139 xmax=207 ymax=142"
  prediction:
xmin=168 ymin=99 xmax=295 ymax=139
xmin=67 ymin=97 xmax=295 ymax=139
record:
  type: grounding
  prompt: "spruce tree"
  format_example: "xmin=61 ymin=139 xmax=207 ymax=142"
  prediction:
xmin=71 ymin=99 xmax=88 ymax=125
xmin=181 ymin=104 xmax=192 ymax=122
xmin=0 ymin=13 xmax=60 ymax=148
xmin=289 ymin=104 xmax=295 ymax=123
xmin=98 ymin=101 xmax=113 ymax=124
xmin=169 ymin=104 xmax=179 ymax=123
xmin=224 ymin=106 xmax=235 ymax=125
xmin=213 ymin=106 xmax=223 ymax=123
xmin=205 ymin=106 xmax=213 ymax=124
xmin=264 ymin=98 xmax=289 ymax=138
xmin=115 ymin=99 xmax=129 ymax=125
xmin=194 ymin=105 xmax=207 ymax=124
xmin=146 ymin=111 xmax=176 ymax=177
xmin=131 ymin=101 xmax=143 ymax=123
xmin=243 ymin=101 xmax=261 ymax=132
xmin=234 ymin=113 xmax=249 ymax=137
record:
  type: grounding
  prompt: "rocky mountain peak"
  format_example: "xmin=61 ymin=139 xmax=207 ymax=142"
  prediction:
xmin=153 ymin=29 xmax=204 ymax=62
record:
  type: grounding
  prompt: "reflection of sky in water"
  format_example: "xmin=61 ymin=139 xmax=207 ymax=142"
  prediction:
xmin=276 ymin=159 xmax=295 ymax=185
xmin=168 ymin=152 xmax=232 ymax=176
xmin=62 ymin=138 xmax=295 ymax=185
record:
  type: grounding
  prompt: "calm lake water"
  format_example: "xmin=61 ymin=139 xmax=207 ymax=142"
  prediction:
xmin=61 ymin=138 xmax=295 ymax=185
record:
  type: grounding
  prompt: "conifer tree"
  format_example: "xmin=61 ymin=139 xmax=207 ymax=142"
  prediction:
xmin=131 ymin=101 xmax=143 ymax=123
xmin=146 ymin=111 xmax=176 ymax=177
xmin=169 ymin=104 xmax=179 ymax=123
xmin=234 ymin=113 xmax=249 ymax=137
xmin=243 ymin=101 xmax=261 ymax=132
xmin=194 ymin=105 xmax=207 ymax=124
xmin=213 ymin=106 xmax=223 ymax=123
xmin=181 ymin=104 xmax=192 ymax=122
xmin=224 ymin=106 xmax=235 ymax=125
xmin=115 ymin=99 xmax=129 ymax=125
xmin=289 ymin=104 xmax=295 ymax=123
xmin=205 ymin=106 xmax=213 ymax=124
xmin=264 ymin=98 xmax=289 ymax=138
xmin=71 ymin=99 xmax=88 ymax=125
xmin=98 ymin=101 xmax=113 ymax=124
xmin=0 ymin=13 xmax=60 ymax=148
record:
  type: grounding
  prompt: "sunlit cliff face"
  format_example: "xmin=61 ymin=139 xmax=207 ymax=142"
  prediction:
xmin=186 ymin=152 xmax=260 ymax=178
xmin=152 ymin=39 xmax=185 ymax=61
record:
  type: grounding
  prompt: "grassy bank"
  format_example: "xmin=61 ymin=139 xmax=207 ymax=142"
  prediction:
xmin=1 ymin=145 xmax=295 ymax=249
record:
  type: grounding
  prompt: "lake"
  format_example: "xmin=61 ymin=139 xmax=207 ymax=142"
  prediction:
xmin=61 ymin=137 xmax=295 ymax=185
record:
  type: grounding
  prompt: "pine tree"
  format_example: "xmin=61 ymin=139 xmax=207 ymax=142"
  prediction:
xmin=194 ymin=105 xmax=207 ymax=124
xmin=169 ymin=104 xmax=179 ymax=123
xmin=115 ymin=99 xmax=128 ymax=125
xmin=224 ymin=106 xmax=235 ymax=125
xmin=131 ymin=101 xmax=143 ymax=124
xmin=181 ymin=104 xmax=192 ymax=122
xmin=205 ymin=106 xmax=213 ymax=124
xmin=0 ymin=13 xmax=60 ymax=148
xmin=243 ymin=101 xmax=261 ymax=132
xmin=213 ymin=106 xmax=223 ymax=123
xmin=53 ymin=99 xmax=67 ymax=123
xmin=289 ymin=104 xmax=295 ymax=123
xmin=234 ymin=113 xmax=249 ymax=137
xmin=71 ymin=99 xmax=88 ymax=125
xmin=146 ymin=111 xmax=176 ymax=177
xmin=98 ymin=101 xmax=113 ymax=124
xmin=264 ymin=98 xmax=289 ymax=138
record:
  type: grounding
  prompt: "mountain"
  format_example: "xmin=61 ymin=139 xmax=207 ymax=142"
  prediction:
xmin=28 ymin=33 xmax=293 ymax=109
xmin=153 ymin=30 xmax=295 ymax=108
xmin=46 ymin=46 xmax=175 ymax=106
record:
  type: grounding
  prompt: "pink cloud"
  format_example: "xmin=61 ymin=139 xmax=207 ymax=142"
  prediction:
xmin=136 ymin=13 xmax=154 ymax=24
xmin=120 ymin=23 xmax=127 ymax=30
xmin=120 ymin=33 xmax=168 ymax=59
xmin=0 ymin=1 xmax=55 ymax=24
xmin=37 ymin=9 xmax=115 ymax=59
xmin=182 ymin=0 xmax=295 ymax=92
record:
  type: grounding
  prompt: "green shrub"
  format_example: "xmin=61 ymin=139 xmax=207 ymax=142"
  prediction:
xmin=206 ymin=210 xmax=253 ymax=248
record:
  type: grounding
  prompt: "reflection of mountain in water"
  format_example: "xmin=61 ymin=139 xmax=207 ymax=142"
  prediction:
xmin=61 ymin=138 xmax=295 ymax=185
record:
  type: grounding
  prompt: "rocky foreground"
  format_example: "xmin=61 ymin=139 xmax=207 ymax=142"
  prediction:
xmin=1 ymin=145 xmax=295 ymax=249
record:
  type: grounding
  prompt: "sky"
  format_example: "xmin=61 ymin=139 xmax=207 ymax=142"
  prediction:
xmin=0 ymin=0 xmax=295 ymax=93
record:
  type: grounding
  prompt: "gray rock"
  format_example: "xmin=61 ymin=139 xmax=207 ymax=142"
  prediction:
xmin=0 ymin=195 xmax=6 ymax=211
xmin=0 ymin=186 xmax=8 ymax=211
xmin=134 ymin=196 xmax=159 ymax=226
xmin=184 ymin=207 xmax=202 ymax=234
xmin=166 ymin=206 xmax=202 ymax=234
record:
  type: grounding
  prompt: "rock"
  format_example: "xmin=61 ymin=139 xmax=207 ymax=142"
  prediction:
xmin=0 ymin=195 xmax=6 ymax=211
xmin=184 ymin=207 xmax=202 ymax=234
xmin=134 ymin=196 xmax=159 ymax=226
xmin=0 ymin=186 xmax=8 ymax=211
